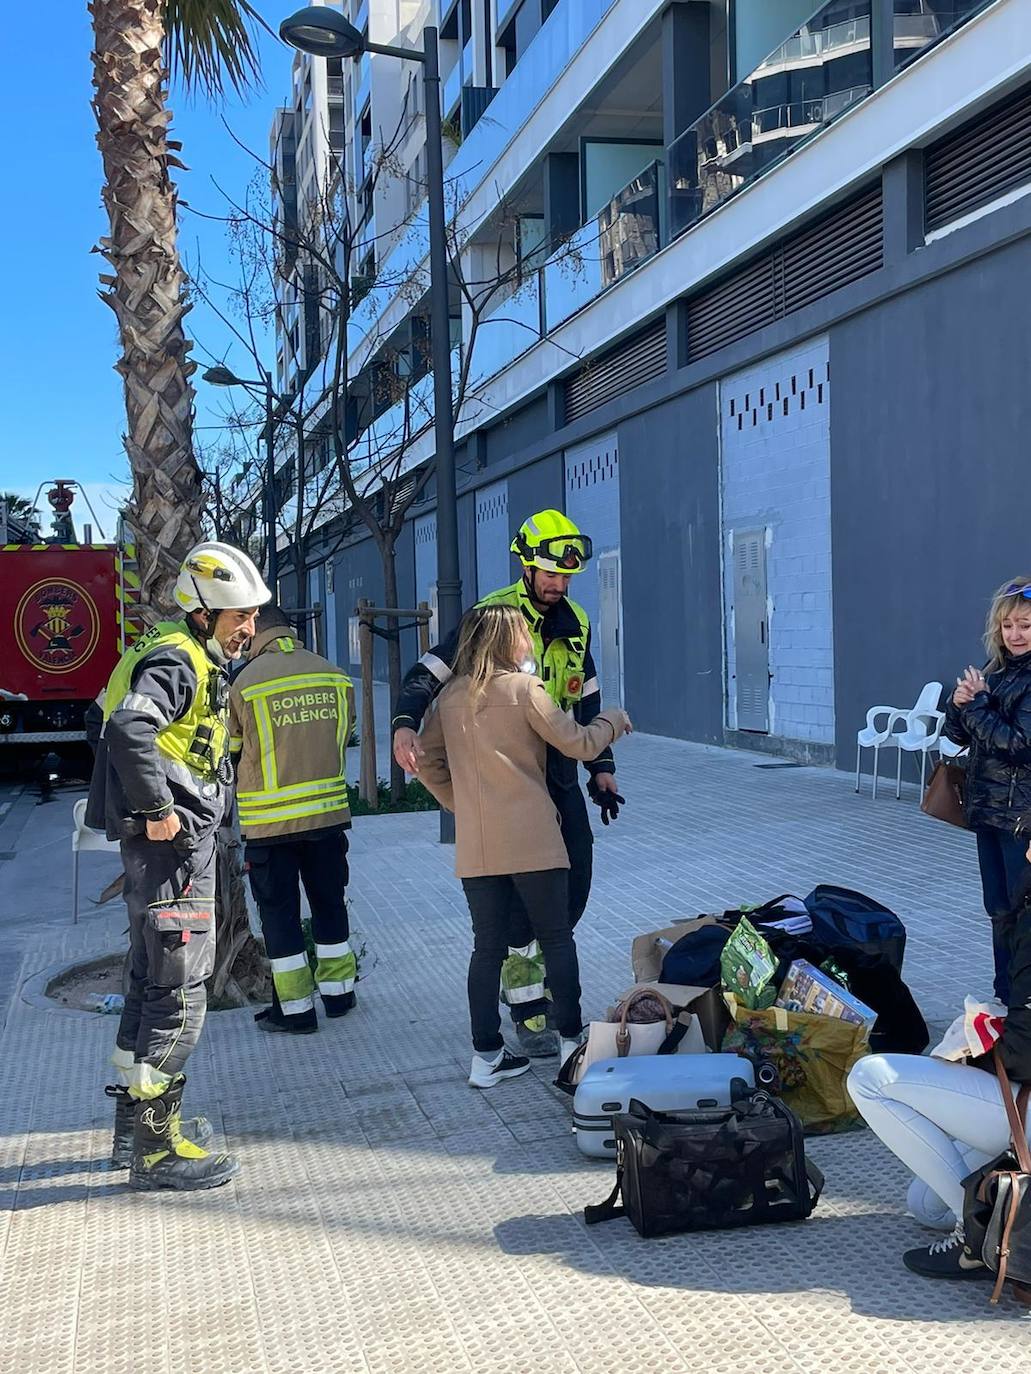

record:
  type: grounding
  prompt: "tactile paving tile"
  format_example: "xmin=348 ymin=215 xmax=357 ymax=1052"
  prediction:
xmin=4 ymin=731 xmax=1030 ymax=1372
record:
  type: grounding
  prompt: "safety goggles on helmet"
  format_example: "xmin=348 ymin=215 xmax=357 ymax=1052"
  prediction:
xmin=1003 ymin=582 xmax=1031 ymax=599
xmin=515 ymin=531 xmax=593 ymax=573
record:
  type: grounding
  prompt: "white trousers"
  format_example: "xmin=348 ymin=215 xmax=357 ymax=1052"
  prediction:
xmin=847 ymin=1053 xmax=1025 ymax=1219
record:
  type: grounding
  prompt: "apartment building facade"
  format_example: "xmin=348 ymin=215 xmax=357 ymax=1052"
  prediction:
xmin=252 ymin=0 xmax=1031 ymax=769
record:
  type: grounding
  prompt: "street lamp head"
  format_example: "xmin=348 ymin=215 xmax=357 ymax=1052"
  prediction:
xmin=203 ymin=365 xmax=246 ymax=387
xmin=279 ymin=7 xmax=365 ymax=59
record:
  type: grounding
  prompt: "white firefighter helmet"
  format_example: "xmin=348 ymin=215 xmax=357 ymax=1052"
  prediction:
xmin=173 ymin=542 xmax=272 ymax=613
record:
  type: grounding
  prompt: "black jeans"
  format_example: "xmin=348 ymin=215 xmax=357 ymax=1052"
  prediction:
xmin=975 ymin=826 xmax=1029 ymax=1002
xmin=462 ymin=869 xmax=583 ymax=1054
xmin=505 ymin=782 xmax=593 ymax=1024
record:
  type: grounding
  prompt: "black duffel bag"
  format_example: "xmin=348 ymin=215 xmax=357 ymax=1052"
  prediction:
xmin=584 ymin=1091 xmax=823 ymax=1239
xmin=803 ymin=884 xmax=907 ymax=973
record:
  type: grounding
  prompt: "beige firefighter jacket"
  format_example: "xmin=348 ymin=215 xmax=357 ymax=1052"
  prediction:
xmin=229 ymin=628 xmax=354 ymax=841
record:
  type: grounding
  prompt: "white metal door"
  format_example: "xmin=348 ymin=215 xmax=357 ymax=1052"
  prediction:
xmin=732 ymin=530 xmax=769 ymax=732
xmin=414 ymin=513 xmax=439 ymax=643
xmin=597 ymin=549 xmax=624 ymax=705
xmin=475 ymin=480 xmax=510 ymax=596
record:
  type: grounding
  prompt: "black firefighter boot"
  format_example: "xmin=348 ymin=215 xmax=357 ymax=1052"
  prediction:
xmin=106 ymin=1084 xmax=215 ymax=1169
xmin=128 ymin=1077 xmax=240 ymax=1192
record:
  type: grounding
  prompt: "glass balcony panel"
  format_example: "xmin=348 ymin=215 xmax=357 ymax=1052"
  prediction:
xmin=471 ymin=274 xmax=542 ymax=385
xmin=543 ymin=161 xmax=663 ymax=333
xmin=892 ymin=2 xmax=993 ymax=71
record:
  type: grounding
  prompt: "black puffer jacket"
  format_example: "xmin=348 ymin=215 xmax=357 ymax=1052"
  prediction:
xmin=944 ymin=651 xmax=1031 ymax=832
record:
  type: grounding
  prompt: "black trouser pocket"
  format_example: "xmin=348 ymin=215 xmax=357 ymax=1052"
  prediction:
xmin=145 ymin=902 xmax=215 ymax=988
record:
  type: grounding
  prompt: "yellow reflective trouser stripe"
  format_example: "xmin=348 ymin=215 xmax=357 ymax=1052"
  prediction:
xmin=315 ymin=941 xmax=356 ymax=995
xmin=238 ymin=775 xmax=348 ymax=806
xmin=501 ymin=942 xmax=547 ymax=1004
xmin=239 ymin=792 xmax=350 ymax=825
xmin=270 ymin=953 xmax=315 ymax=1011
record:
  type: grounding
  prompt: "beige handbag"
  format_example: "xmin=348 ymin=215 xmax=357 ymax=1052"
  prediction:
xmin=556 ymin=988 xmax=706 ymax=1092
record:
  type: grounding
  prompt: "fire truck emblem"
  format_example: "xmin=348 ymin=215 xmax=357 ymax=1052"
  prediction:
xmin=15 ymin=579 xmax=100 ymax=674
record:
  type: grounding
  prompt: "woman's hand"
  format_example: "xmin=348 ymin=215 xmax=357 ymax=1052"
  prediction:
xmin=953 ymin=666 xmax=987 ymax=706
xmin=393 ymin=727 xmax=423 ymax=774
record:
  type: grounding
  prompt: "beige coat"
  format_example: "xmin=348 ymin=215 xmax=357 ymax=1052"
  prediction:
xmin=416 ymin=671 xmax=628 ymax=878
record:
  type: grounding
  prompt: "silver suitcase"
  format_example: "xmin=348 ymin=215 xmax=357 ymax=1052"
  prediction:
xmin=572 ymin=1053 xmax=755 ymax=1159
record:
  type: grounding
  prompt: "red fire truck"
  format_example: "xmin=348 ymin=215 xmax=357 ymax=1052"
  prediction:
xmin=0 ymin=482 xmax=141 ymax=756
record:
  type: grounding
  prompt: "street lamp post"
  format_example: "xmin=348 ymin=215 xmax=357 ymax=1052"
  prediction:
xmin=202 ymin=365 xmax=280 ymax=595
xmin=278 ymin=8 xmax=462 ymax=642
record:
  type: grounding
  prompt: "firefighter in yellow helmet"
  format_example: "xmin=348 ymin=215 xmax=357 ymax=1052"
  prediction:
xmin=85 ymin=541 xmax=270 ymax=1191
xmin=392 ymin=510 xmax=624 ymax=1056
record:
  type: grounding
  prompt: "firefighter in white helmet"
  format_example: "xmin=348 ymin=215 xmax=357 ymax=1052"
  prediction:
xmin=86 ymin=541 xmax=270 ymax=1192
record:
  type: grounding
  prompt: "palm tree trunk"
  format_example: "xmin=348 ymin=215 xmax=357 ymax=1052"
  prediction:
xmin=89 ymin=0 xmax=204 ymax=619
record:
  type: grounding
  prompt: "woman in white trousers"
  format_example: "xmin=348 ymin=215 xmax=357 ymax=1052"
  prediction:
xmin=848 ymin=833 xmax=1031 ymax=1282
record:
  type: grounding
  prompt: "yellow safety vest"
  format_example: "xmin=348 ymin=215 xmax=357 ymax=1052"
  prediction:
xmin=102 ymin=621 xmax=229 ymax=781
xmin=477 ymin=581 xmax=590 ymax=711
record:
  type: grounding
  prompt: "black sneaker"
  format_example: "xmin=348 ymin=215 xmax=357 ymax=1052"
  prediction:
xmin=903 ymin=1225 xmax=990 ymax=1281
xmin=254 ymin=1005 xmax=318 ymax=1035
xmin=468 ymin=1048 xmax=531 ymax=1089
xmin=323 ymin=991 xmax=357 ymax=1019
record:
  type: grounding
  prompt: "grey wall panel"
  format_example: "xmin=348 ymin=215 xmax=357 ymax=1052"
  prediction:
xmin=476 ymin=480 xmax=511 ymax=597
xmin=505 ymin=454 xmax=565 ymax=585
xmin=830 ymin=236 xmax=1031 ymax=766
xmin=617 ymin=386 xmax=724 ymax=743
xmin=395 ymin=519 xmax=418 ymax=672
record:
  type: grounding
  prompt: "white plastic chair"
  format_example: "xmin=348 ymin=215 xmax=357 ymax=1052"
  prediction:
xmin=894 ymin=706 xmax=945 ymax=800
xmin=855 ymin=681 xmax=942 ymax=799
xmin=938 ymin=733 xmax=967 ymax=761
xmin=71 ymin=797 xmax=120 ymax=924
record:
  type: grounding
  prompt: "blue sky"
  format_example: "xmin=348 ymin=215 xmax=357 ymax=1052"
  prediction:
xmin=0 ymin=2 xmax=293 ymax=521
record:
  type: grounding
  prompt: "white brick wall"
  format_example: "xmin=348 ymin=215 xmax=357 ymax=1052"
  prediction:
xmin=720 ymin=337 xmax=834 ymax=745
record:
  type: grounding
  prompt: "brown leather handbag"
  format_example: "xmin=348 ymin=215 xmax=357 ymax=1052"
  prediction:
xmin=921 ymin=760 xmax=968 ymax=829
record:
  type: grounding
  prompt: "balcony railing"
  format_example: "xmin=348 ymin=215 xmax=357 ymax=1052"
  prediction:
xmin=543 ymin=160 xmax=664 ymax=333
xmin=667 ymin=0 xmax=992 ymax=241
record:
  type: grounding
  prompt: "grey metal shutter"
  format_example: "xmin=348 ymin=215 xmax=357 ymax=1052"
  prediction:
xmin=475 ymin=480 xmax=511 ymax=596
xmin=925 ymin=82 xmax=1031 ymax=234
xmin=414 ymin=513 xmax=438 ymax=643
xmin=563 ymin=318 xmax=666 ymax=425
xmin=732 ymin=530 xmax=769 ymax=733
xmin=687 ymin=185 xmax=883 ymax=363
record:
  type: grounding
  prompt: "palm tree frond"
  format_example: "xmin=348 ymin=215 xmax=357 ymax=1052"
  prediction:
xmin=164 ymin=0 xmax=267 ymax=98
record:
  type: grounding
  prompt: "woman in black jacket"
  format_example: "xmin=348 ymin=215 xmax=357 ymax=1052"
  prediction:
xmin=848 ymin=878 xmax=1031 ymax=1281
xmin=944 ymin=577 xmax=1031 ymax=1002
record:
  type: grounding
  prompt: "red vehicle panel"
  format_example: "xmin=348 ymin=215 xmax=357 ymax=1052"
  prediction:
xmin=0 ymin=548 xmax=120 ymax=705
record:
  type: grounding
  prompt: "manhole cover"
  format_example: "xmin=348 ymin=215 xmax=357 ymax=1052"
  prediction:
xmin=754 ymin=762 xmax=802 ymax=769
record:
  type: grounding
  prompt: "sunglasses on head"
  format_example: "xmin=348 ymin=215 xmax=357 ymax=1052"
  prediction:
xmin=1004 ymin=583 xmax=1031 ymax=598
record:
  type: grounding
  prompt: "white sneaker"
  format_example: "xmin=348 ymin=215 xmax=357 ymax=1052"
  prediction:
xmin=557 ymin=1030 xmax=587 ymax=1067
xmin=468 ymin=1048 xmax=531 ymax=1089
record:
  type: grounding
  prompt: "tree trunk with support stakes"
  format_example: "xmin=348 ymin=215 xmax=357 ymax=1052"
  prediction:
xmin=90 ymin=0 xmax=269 ymax=1005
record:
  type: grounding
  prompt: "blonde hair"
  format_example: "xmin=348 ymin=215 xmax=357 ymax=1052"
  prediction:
xmin=984 ymin=576 xmax=1031 ymax=671
xmin=450 ymin=604 xmax=527 ymax=703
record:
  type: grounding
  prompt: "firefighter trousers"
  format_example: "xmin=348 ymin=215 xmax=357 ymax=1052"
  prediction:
xmin=246 ymin=829 xmax=356 ymax=1015
xmin=116 ymin=829 xmax=218 ymax=1097
xmin=502 ymin=782 xmax=593 ymax=1025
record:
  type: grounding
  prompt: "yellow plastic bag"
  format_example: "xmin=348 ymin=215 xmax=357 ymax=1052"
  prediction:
xmin=722 ymin=994 xmax=868 ymax=1134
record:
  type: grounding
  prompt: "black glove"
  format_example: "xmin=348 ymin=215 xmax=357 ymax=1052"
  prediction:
xmin=587 ymin=775 xmax=625 ymax=825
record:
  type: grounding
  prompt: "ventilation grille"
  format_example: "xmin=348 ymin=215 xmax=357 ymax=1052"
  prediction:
xmin=686 ymin=185 xmax=883 ymax=363
xmin=563 ymin=318 xmax=666 ymax=425
xmin=925 ymin=83 xmax=1031 ymax=234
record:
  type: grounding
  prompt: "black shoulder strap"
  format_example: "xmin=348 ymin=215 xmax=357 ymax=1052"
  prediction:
xmin=657 ymin=1018 xmax=690 ymax=1055
xmin=584 ymin=1166 xmax=625 ymax=1226
xmin=805 ymin=1158 xmax=825 ymax=1207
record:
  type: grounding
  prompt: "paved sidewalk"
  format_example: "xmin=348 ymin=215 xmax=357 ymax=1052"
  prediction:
xmin=1 ymin=734 xmax=1028 ymax=1373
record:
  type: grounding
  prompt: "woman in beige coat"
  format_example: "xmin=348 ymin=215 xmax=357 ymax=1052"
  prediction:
xmin=417 ymin=604 xmax=630 ymax=1088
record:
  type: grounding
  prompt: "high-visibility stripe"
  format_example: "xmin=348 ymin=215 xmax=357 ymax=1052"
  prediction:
xmin=504 ymin=982 xmax=547 ymax=1003
xmin=270 ymin=952 xmax=308 ymax=974
xmin=270 ymin=954 xmax=315 ymax=1011
xmin=240 ymin=672 xmax=349 ymax=701
xmin=275 ymin=637 xmax=295 ymax=653
xmin=316 ymin=941 xmax=352 ymax=960
xmin=581 ymin=677 xmax=600 ymax=697
xmin=317 ymin=979 xmax=354 ymax=996
xmin=229 ymin=736 xmax=243 ymax=755
xmin=238 ymin=775 xmax=348 ymax=806
xmin=507 ymin=941 xmax=539 ymax=960
xmin=254 ymin=696 xmax=277 ymax=792
xmin=117 ymin=692 xmax=168 ymax=725
xmin=419 ymin=652 xmax=452 ymax=684
xmin=239 ymin=792 xmax=350 ymax=825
